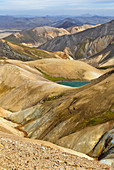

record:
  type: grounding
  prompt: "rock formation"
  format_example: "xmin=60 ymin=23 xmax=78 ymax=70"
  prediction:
xmin=4 ymin=26 xmax=70 ymax=47
xmin=67 ymin=24 xmax=97 ymax=34
xmin=82 ymin=43 xmax=114 ymax=68
xmin=0 ymin=39 xmax=71 ymax=61
xmin=39 ymin=20 xmax=114 ymax=62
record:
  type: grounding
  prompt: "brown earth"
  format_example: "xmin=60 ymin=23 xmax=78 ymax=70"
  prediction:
xmin=27 ymin=58 xmax=103 ymax=80
xmin=0 ymin=131 xmax=111 ymax=170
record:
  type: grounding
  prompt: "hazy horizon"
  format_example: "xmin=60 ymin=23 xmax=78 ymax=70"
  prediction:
xmin=0 ymin=0 xmax=114 ymax=16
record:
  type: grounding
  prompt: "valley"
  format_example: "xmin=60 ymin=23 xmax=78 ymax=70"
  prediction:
xmin=0 ymin=16 xmax=114 ymax=169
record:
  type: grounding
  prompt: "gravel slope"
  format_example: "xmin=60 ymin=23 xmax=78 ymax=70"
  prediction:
xmin=0 ymin=132 xmax=111 ymax=170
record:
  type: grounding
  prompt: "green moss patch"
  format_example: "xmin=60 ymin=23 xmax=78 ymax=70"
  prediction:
xmin=6 ymin=41 xmax=50 ymax=60
xmin=71 ymin=110 xmax=114 ymax=133
xmin=43 ymin=93 xmax=65 ymax=103
xmin=98 ymin=65 xmax=114 ymax=69
xmin=35 ymin=67 xmax=79 ymax=82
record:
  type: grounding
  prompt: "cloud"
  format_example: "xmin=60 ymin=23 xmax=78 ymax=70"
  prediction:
xmin=2 ymin=0 xmax=114 ymax=9
xmin=1 ymin=0 xmax=114 ymax=15
xmin=2 ymin=0 xmax=85 ymax=9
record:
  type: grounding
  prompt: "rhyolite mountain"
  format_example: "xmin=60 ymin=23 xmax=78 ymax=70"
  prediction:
xmin=0 ymin=58 xmax=103 ymax=111
xmin=82 ymin=43 xmax=114 ymax=68
xmin=0 ymin=58 xmax=113 ymax=165
xmin=67 ymin=24 xmax=97 ymax=34
xmin=0 ymin=18 xmax=114 ymax=167
xmin=0 ymin=59 xmax=113 ymax=164
xmin=0 ymin=39 xmax=71 ymax=61
xmin=39 ymin=20 xmax=114 ymax=63
xmin=27 ymin=58 xmax=103 ymax=81
xmin=4 ymin=25 xmax=97 ymax=48
xmin=4 ymin=26 xmax=70 ymax=47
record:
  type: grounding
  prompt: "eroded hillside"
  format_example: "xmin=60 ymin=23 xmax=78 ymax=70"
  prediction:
xmin=4 ymin=26 xmax=70 ymax=47
xmin=0 ymin=59 xmax=113 ymax=164
xmin=0 ymin=40 xmax=70 ymax=61
xmin=82 ymin=43 xmax=114 ymax=68
xmin=39 ymin=20 xmax=114 ymax=62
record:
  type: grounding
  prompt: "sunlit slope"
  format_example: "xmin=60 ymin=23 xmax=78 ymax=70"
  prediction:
xmin=4 ymin=26 xmax=70 ymax=47
xmin=0 ymin=39 xmax=71 ymax=61
xmin=27 ymin=58 xmax=103 ymax=81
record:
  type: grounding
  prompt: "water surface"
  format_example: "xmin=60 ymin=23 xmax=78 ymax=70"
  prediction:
xmin=58 ymin=81 xmax=90 ymax=87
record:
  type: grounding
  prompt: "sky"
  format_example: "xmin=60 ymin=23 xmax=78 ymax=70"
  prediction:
xmin=0 ymin=0 xmax=114 ymax=16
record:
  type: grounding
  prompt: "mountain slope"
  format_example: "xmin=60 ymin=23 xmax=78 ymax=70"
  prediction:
xmin=27 ymin=58 xmax=103 ymax=81
xmin=0 ymin=131 xmax=110 ymax=169
xmin=4 ymin=26 xmax=70 ymax=47
xmin=39 ymin=20 xmax=114 ymax=60
xmin=67 ymin=24 xmax=96 ymax=34
xmin=4 ymin=66 xmax=114 ymax=160
xmin=0 ymin=59 xmax=114 ymax=164
xmin=57 ymin=21 xmax=78 ymax=29
xmin=0 ymin=59 xmax=71 ymax=112
xmin=0 ymin=40 xmax=71 ymax=61
xmin=0 ymin=59 xmax=113 ymax=163
xmin=82 ymin=43 xmax=114 ymax=68
xmin=0 ymin=58 xmax=103 ymax=111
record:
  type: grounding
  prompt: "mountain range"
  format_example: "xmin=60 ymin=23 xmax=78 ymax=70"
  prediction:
xmin=4 ymin=26 xmax=70 ymax=47
xmin=0 ymin=15 xmax=114 ymax=30
xmin=4 ymin=25 xmax=97 ymax=47
xmin=0 ymin=17 xmax=114 ymax=168
xmin=2 ymin=20 xmax=114 ymax=68
xmin=39 ymin=20 xmax=114 ymax=67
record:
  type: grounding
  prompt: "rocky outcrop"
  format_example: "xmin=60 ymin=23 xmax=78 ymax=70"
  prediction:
xmin=82 ymin=43 xmax=114 ymax=68
xmin=39 ymin=20 xmax=114 ymax=61
xmin=0 ymin=107 xmax=11 ymax=117
xmin=0 ymin=118 xmax=24 ymax=136
xmin=89 ymin=128 xmax=114 ymax=166
xmin=67 ymin=24 xmax=96 ymax=34
xmin=88 ymin=128 xmax=114 ymax=160
xmin=56 ymin=122 xmax=114 ymax=155
xmin=0 ymin=40 xmax=36 ymax=61
xmin=4 ymin=26 xmax=70 ymax=47
xmin=0 ymin=40 xmax=71 ymax=61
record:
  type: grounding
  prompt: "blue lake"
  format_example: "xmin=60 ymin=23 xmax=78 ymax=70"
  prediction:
xmin=58 ymin=81 xmax=90 ymax=87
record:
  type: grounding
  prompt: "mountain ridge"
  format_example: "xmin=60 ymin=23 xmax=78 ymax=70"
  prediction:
xmin=4 ymin=26 xmax=70 ymax=47
xmin=39 ymin=20 xmax=114 ymax=60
